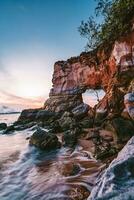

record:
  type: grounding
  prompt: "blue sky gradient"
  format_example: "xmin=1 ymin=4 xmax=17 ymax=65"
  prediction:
xmin=0 ymin=0 xmax=97 ymax=108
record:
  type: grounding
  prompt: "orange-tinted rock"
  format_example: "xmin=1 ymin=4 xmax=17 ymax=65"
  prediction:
xmin=44 ymin=31 xmax=134 ymax=115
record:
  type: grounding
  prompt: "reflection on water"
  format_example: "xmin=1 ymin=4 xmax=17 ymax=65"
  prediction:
xmin=0 ymin=113 xmax=20 ymax=125
xmin=0 ymin=114 xmax=102 ymax=200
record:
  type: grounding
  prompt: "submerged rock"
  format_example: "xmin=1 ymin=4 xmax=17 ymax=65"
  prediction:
xmin=3 ymin=125 xmax=15 ymax=134
xmin=29 ymin=128 xmax=61 ymax=150
xmin=58 ymin=162 xmax=81 ymax=177
xmin=0 ymin=123 xmax=7 ymax=130
xmin=66 ymin=185 xmax=90 ymax=200
xmin=88 ymin=136 xmax=134 ymax=200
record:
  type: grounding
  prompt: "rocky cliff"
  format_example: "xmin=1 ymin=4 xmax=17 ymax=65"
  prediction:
xmin=44 ymin=31 xmax=134 ymax=118
xmin=18 ymin=29 xmax=134 ymax=157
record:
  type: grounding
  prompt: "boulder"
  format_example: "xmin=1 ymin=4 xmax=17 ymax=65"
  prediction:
xmin=85 ymin=128 xmax=116 ymax=160
xmin=58 ymin=111 xmax=76 ymax=131
xmin=103 ymin=117 xmax=134 ymax=143
xmin=3 ymin=125 xmax=15 ymax=134
xmin=29 ymin=128 xmax=61 ymax=150
xmin=72 ymin=103 xmax=90 ymax=119
xmin=66 ymin=185 xmax=90 ymax=200
xmin=18 ymin=108 xmax=59 ymax=124
xmin=35 ymin=109 xmax=59 ymax=121
xmin=79 ymin=116 xmax=93 ymax=128
xmin=48 ymin=120 xmax=62 ymax=133
xmin=88 ymin=136 xmax=134 ymax=200
xmin=58 ymin=162 xmax=81 ymax=176
xmin=13 ymin=121 xmax=37 ymax=131
xmin=62 ymin=125 xmax=81 ymax=147
xmin=0 ymin=123 xmax=7 ymax=130
xmin=18 ymin=108 xmax=40 ymax=122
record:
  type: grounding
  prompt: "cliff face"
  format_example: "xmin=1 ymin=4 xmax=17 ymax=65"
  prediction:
xmin=44 ymin=31 xmax=134 ymax=118
xmin=17 ymin=27 xmax=134 ymax=162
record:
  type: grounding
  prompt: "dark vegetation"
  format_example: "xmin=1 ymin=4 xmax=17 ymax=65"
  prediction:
xmin=79 ymin=0 xmax=134 ymax=51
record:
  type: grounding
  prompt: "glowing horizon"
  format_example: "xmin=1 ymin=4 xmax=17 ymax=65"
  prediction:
xmin=0 ymin=0 xmax=97 ymax=108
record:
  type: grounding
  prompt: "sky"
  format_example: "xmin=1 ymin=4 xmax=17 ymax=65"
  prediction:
xmin=0 ymin=0 xmax=97 ymax=110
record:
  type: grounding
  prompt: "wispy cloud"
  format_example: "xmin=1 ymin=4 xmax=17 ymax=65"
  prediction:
xmin=0 ymin=90 xmax=44 ymax=109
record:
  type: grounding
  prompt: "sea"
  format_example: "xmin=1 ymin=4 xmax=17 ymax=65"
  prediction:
xmin=0 ymin=113 xmax=102 ymax=200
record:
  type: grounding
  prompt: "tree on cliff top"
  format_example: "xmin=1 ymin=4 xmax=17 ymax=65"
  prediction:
xmin=79 ymin=0 xmax=134 ymax=51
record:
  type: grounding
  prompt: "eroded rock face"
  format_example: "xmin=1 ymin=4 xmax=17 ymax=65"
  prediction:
xmin=88 ymin=136 xmax=134 ymax=200
xmin=44 ymin=31 xmax=134 ymax=117
xmin=18 ymin=31 xmax=134 ymax=137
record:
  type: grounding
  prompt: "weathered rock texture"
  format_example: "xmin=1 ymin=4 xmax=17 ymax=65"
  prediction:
xmin=18 ymin=31 xmax=134 ymax=144
xmin=44 ymin=31 xmax=134 ymax=119
xmin=88 ymin=136 xmax=134 ymax=200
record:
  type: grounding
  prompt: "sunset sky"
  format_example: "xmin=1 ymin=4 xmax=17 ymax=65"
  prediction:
xmin=0 ymin=0 xmax=97 ymax=109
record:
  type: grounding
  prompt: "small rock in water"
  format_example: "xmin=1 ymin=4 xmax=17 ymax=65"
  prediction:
xmin=58 ymin=162 xmax=81 ymax=177
xmin=66 ymin=185 xmax=90 ymax=200
xmin=0 ymin=123 xmax=7 ymax=130
xmin=3 ymin=125 xmax=15 ymax=134
xmin=29 ymin=127 xmax=61 ymax=150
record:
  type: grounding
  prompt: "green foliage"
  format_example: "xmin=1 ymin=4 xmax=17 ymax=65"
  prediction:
xmin=79 ymin=0 xmax=134 ymax=51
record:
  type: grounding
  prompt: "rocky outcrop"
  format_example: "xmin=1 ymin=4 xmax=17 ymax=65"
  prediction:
xmin=43 ymin=31 xmax=134 ymax=121
xmin=88 ymin=136 xmax=134 ymax=200
xmin=29 ymin=127 xmax=61 ymax=150
xmin=18 ymin=29 xmax=134 ymax=151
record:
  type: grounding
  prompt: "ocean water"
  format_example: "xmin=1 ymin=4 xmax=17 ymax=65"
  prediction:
xmin=0 ymin=114 xmax=102 ymax=200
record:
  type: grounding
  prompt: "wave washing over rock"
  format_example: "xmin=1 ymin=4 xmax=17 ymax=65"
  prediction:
xmin=88 ymin=136 xmax=134 ymax=200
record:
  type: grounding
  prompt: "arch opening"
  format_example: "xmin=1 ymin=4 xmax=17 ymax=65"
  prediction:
xmin=82 ymin=89 xmax=105 ymax=108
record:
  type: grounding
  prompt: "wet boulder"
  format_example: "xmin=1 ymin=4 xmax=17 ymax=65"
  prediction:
xmin=35 ymin=109 xmax=59 ymax=121
xmin=58 ymin=111 xmax=76 ymax=131
xmin=18 ymin=108 xmax=40 ymax=122
xmin=62 ymin=125 xmax=81 ymax=147
xmin=66 ymin=185 xmax=90 ymax=200
xmin=102 ymin=117 xmax=134 ymax=143
xmin=3 ymin=125 xmax=15 ymax=134
xmin=88 ymin=136 xmax=134 ymax=200
xmin=58 ymin=162 xmax=81 ymax=177
xmin=13 ymin=121 xmax=37 ymax=131
xmin=48 ymin=120 xmax=62 ymax=133
xmin=29 ymin=128 xmax=61 ymax=150
xmin=0 ymin=123 xmax=7 ymax=130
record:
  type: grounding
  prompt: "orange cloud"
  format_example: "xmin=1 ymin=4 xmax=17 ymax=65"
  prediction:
xmin=0 ymin=90 xmax=45 ymax=110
